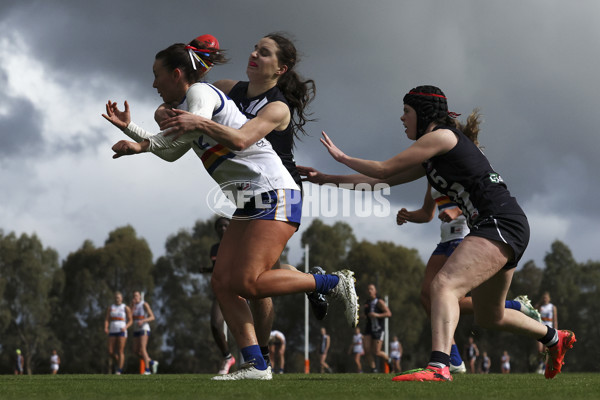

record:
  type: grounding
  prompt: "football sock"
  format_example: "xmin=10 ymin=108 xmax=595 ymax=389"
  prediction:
xmin=449 ymin=344 xmax=463 ymax=365
xmin=313 ymin=274 xmax=340 ymax=294
xmin=428 ymin=351 xmax=450 ymax=368
xmin=241 ymin=345 xmax=267 ymax=370
xmin=505 ymin=300 xmax=521 ymax=310
xmin=260 ymin=346 xmax=270 ymax=365
xmin=538 ymin=326 xmax=558 ymax=347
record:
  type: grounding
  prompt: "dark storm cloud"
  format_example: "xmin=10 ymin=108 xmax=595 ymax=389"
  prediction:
xmin=0 ymin=75 xmax=44 ymax=159
xmin=1 ymin=0 xmax=598 ymax=264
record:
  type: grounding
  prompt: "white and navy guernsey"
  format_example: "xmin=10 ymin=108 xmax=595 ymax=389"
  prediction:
xmin=228 ymin=81 xmax=302 ymax=187
xmin=430 ymin=186 xmax=469 ymax=243
xmin=123 ymin=82 xmax=300 ymax=203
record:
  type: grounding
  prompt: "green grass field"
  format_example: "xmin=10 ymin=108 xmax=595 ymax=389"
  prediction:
xmin=1 ymin=373 xmax=599 ymax=400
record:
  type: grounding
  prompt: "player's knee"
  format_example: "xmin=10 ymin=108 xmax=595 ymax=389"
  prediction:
xmin=420 ymin=290 xmax=432 ymax=315
xmin=474 ymin=309 xmax=504 ymax=329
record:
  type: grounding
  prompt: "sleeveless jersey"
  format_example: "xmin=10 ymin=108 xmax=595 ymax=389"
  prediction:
xmin=390 ymin=340 xmax=401 ymax=360
xmin=50 ymin=354 xmax=59 ymax=366
xmin=540 ymin=303 xmax=555 ymax=327
xmin=352 ymin=333 xmax=364 ymax=354
xmin=431 ymin=186 xmax=469 ymax=242
xmin=467 ymin=343 xmax=477 ymax=359
xmin=125 ymin=82 xmax=300 ymax=203
xmin=109 ymin=303 xmax=127 ymax=333
xmin=424 ymin=126 xmax=524 ymax=228
xmin=365 ymin=298 xmax=385 ymax=334
xmin=132 ymin=301 xmax=150 ymax=332
xmin=482 ymin=355 xmax=490 ymax=371
xmin=228 ymin=82 xmax=302 ymax=186
xmin=269 ymin=330 xmax=286 ymax=345
xmin=320 ymin=333 xmax=329 ymax=354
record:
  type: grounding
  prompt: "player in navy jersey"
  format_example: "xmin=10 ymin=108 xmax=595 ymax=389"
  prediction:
xmin=396 ymin=120 xmax=541 ymax=374
xmin=300 ymin=85 xmax=575 ymax=382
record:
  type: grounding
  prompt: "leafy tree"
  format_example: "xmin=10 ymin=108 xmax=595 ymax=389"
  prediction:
xmin=0 ymin=231 xmax=61 ymax=374
xmin=55 ymin=226 xmax=154 ymax=373
xmin=151 ymin=217 xmax=223 ymax=373
xmin=346 ymin=240 xmax=427 ymax=370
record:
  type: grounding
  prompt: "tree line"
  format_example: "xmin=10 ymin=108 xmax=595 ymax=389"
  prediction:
xmin=0 ymin=220 xmax=598 ymax=374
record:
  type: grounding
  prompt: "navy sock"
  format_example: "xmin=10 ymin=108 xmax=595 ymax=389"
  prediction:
xmin=428 ymin=351 xmax=450 ymax=368
xmin=449 ymin=344 xmax=463 ymax=366
xmin=241 ymin=345 xmax=267 ymax=370
xmin=505 ymin=300 xmax=521 ymax=310
xmin=313 ymin=274 xmax=340 ymax=294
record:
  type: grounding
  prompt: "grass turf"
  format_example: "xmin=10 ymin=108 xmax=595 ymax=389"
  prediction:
xmin=1 ymin=373 xmax=599 ymax=400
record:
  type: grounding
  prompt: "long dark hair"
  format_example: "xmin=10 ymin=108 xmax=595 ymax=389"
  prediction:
xmin=265 ymin=32 xmax=316 ymax=137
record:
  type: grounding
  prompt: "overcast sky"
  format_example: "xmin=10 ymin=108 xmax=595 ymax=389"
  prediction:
xmin=1 ymin=0 xmax=598 ymax=270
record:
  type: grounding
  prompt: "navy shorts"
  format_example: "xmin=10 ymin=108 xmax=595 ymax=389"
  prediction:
xmin=133 ymin=330 xmax=150 ymax=337
xmin=233 ymin=189 xmax=302 ymax=224
xmin=468 ymin=213 xmax=530 ymax=270
xmin=432 ymin=239 xmax=463 ymax=257
xmin=109 ymin=332 xmax=126 ymax=337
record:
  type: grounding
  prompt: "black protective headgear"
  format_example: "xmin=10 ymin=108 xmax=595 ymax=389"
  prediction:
xmin=403 ymin=85 xmax=449 ymax=139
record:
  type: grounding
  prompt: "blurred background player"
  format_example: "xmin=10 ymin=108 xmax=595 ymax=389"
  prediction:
xmin=348 ymin=326 xmax=364 ymax=373
xmin=464 ymin=336 xmax=480 ymax=374
xmin=131 ymin=290 xmax=158 ymax=374
xmin=319 ymin=327 xmax=333 ymax=373
xmin=50 ymin=349 xmax=60 ymax=375
xmin=206 ymin=216 xmax=237 ymax=375
xmin=14 ymin=349 xmax=24 ymax=375
xmin=268 ymin=330 xmax=286 ymax=374
xmin=389 ymin=335 xmax=403 ymax=373
xmin=363 ymin=284 xmax=392 ymax=373
xmin=536 ymin=291 xmax=558 ymax=374
xmin=104 ymin=291 xmax=132 ymax=374
xmin=501 ymin=350 xmax=511 ymax=374
xmin=480 ymin=351 xmax=491 ymax=374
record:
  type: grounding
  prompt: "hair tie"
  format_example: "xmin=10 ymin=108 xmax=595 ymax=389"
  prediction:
xmin=448 ymin=111 xmax=461 ymax=119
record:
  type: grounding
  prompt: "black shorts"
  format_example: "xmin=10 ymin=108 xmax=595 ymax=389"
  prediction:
xmin=364 ymin=329 xmax=385 ymax=341
xmin=468 ymin=213 xmax=530 ymax=270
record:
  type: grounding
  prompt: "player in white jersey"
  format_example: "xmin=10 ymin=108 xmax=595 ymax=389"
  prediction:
xmin=50 ymin=350 xmax=60 ymax=375
xmin=389 ymin=336 xmax=403 ymax=373
xmin=348 ymin=327 xmax=364 ymax=373
xmin=268 ymin=330 xmax=286 ymax=374
xmin=536 ymin=291 xmax=558 ymax=373
xmin=103 ymin=36 xmax=359 ymax=381
xmin=155 ymin=33 xmax=327 ymax=375
xmin=104 ymin=291 xmax=132 ymax=374
xmin=131 ymin=291 xmax=158 ymax=375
